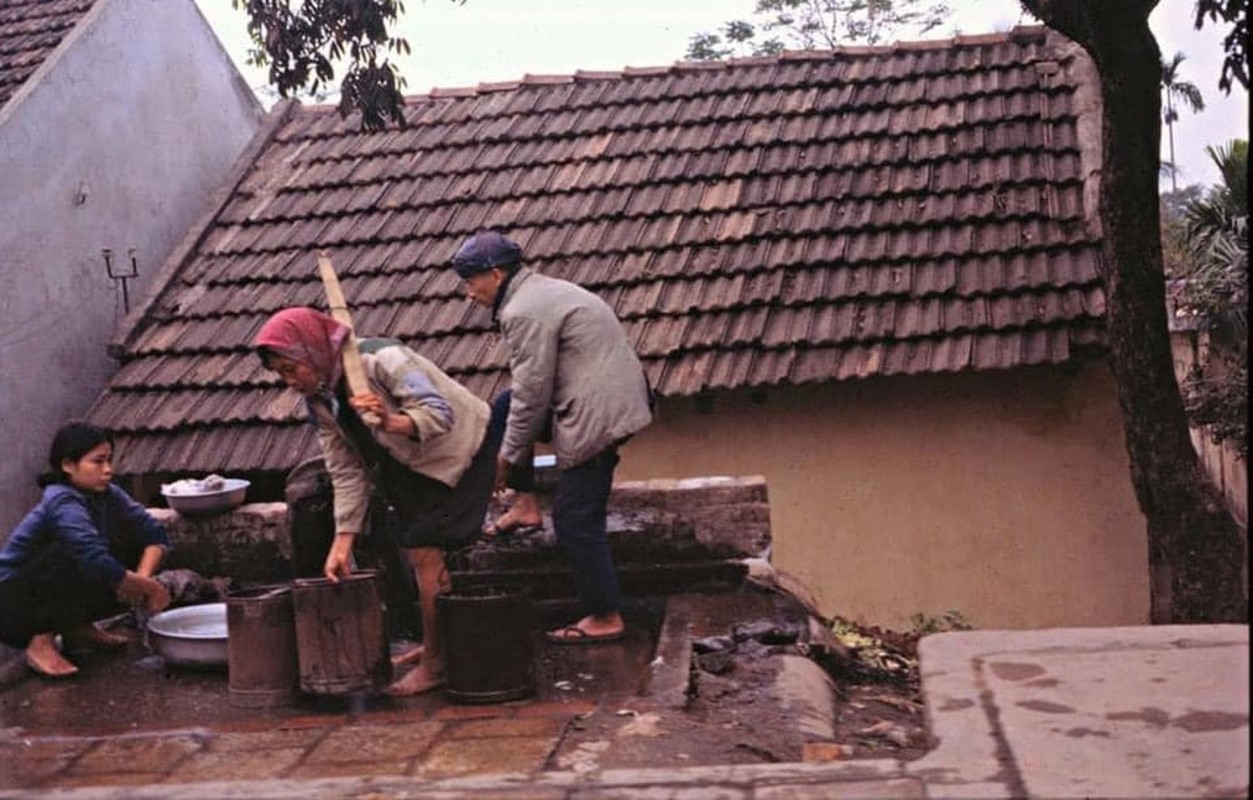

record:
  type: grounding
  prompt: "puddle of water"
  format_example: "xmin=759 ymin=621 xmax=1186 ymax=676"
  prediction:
xmin=0 ymin=597 xmax=665 ymax=735
xmin=532 ymin=597 xmax=664 ymax=701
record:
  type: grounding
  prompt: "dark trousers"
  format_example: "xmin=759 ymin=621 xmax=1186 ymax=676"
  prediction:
xmin=0 ymin=542 xmax=131 ymax=648
xmin=490 ymin=392 xmax=622 ymax=616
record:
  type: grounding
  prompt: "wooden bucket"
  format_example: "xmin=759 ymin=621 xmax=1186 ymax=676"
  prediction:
xmin=439 ymin=585 xmax=535 ymax=704
xmin=291 ymin=571 xmax=392 ymax=695
xmin=226 ymin=585 xmax=298 ymax=708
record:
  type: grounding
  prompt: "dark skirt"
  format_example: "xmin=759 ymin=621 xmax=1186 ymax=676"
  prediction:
xmin=380 ymin=424 xmax=499 ymax=550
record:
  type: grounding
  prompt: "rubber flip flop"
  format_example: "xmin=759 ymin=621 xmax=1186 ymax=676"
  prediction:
xmin=483 ymin=521 xmax=544 ymax=539
xmin=390 ymin=646 xmax=424 ymax=668
xmin=545 ymin=625 xmax=625 ymax=645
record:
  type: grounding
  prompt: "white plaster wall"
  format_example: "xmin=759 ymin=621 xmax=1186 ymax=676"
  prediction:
xmin=0 ymin=0 xmax=264 ymax=534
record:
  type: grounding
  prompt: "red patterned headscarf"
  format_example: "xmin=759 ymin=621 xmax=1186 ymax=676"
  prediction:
xmin=253 ymin=308 xmax=350 ymax=386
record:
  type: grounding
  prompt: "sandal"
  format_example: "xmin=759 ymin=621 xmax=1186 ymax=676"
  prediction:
xmin=390 ymin=645 xmax=424 ymax=668
xmin=545 ymin=625 xmax=625 ymax=646
xmin=483 ymin=520 xmax=544 ymax=539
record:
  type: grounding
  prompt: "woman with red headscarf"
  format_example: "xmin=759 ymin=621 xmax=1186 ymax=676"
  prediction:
xmin=254 ymin=307 xmax=499 ymax=695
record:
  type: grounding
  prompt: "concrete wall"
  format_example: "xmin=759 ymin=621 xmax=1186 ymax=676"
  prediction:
xmin=0 ymin=0 xmax=264 ymax=534
xmin=614 ymin=361 xmax=1149 ymax=631
xmin=1169 ymin=330 xmax=1247 ymax=529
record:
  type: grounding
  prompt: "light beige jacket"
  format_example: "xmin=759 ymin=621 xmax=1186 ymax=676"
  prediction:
xmin=309 ymin=338 xmax=489 ymax=534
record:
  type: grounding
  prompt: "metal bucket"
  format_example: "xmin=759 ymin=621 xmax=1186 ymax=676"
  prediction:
xmin=291 ymin=571 xmax=392 ymax=695
xmin=439 ymin=585 xmax=535 ymax=704
xmin=226 ymin=585 xmax=298 ymax=708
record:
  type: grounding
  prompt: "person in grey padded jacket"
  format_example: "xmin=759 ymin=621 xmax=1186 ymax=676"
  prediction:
xmin=453 ymin=230 xmax=652 ymax=644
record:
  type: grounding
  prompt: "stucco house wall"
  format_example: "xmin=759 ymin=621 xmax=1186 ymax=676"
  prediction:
xmin=617 ymin=361 xmax=1148 ymax=630
xmin=0 ymin=0 xmax=264 ymax=533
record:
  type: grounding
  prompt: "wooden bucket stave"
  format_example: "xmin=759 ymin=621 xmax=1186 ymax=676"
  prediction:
xmin=291 ymin=570 xmax=392 ymax=695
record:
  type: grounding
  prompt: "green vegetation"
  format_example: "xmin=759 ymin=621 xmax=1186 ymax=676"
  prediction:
xmin=231 ymin=0 xmax=420 ymax=130
xmin=908 ymin=610 xmax=973 ymax=635
xmin=685 ymin=0 xmax=951 ymax=61
xmin=830 ymin=618 xmax=915 ymax=676
xmin=1171 ymin=140 xmax=1249 ymax=456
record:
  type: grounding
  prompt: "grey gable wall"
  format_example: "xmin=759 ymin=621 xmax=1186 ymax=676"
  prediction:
xmin=0 ymin=0 xmax=264 ymax=533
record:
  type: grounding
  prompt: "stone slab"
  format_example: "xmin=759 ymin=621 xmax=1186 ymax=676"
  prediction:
xmin=772 ymin=654 xmax=837 ymax=741
xmin=910 ymin=625 xmax=1249 ymax=799
xmin=417 ymin=734 xmax=559 ymax=779
xmin=648 ymin=593 xmax=696 ymax=709
xmin=165 ymin=747 xmax=305 ymax=783
xmin=69 ymin=734 xmax=204 ymax=774
xmin=305 ymin=720 xmax=442 ymax=762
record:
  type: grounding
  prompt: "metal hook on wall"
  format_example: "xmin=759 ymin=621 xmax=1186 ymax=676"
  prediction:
xmin=102 ymin=248 xmax=140 ymax=314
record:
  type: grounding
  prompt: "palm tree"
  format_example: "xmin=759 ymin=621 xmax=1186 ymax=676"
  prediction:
xmin=1161 ymin=52 xmax=1206 ymax=192
xmin=1182 ymin=140 xmax=1248 ymax=340
xmin=1177 ymin=140 xmax=1248 ymax=455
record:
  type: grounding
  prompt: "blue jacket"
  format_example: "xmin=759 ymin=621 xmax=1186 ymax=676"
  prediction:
xmin=0 ymin=484 xmax=169 ymax=588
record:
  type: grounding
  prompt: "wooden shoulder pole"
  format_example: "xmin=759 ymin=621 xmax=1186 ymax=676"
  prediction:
xmin=316 ymin=250 xmax=380 ymax=427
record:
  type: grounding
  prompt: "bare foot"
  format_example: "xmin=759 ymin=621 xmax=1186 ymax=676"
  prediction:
xmin=63 ymin=624 xmax=131 ymax=649
xmin=25 ymin=634 xmax=78 ymax=677
xmin=484 ymin=493 xmax=543 ymax=537
xmin=386 ymin=663 xmax=445 ymax=696
xmin=390 ymin=644 xmax=425 ymax=668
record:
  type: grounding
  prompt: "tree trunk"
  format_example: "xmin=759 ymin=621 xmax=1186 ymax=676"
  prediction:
xmin=1023 ymin=0 xmax=1247 ymax=622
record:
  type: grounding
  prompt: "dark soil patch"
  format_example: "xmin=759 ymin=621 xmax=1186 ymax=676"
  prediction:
xmin=687 ymin=617 xmax=929 ymax=764
xmin=827 ymin=673 xmax=927 ymax=759
xmin=550 ymin=599 xmax=931 ymax=770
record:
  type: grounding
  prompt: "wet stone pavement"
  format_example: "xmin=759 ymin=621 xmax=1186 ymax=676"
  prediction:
xmin=6 ymin=588 xmax=1235 ymax=798
xmin=0 ymin=598 xmax=670 ymax=793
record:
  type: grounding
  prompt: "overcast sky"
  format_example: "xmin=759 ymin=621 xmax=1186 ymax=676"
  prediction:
xmin=195 ymin=0 xmax=1248 ymax=190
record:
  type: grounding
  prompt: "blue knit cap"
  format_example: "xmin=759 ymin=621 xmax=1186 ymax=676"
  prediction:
xmin=451 ymin=230 xmax=522 ymax=278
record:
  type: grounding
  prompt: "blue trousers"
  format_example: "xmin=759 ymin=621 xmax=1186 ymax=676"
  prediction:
xmin=490 ymin=392 xmax=622 ymax=615
xmin=0 ymin=540 xmax=134 ymax=647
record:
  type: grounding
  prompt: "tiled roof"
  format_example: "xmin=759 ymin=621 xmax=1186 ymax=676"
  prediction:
xmin=88 ymin=25 xmax=1107 ymax=478
xmin=0 ymin=0 xmax=96 ymax=109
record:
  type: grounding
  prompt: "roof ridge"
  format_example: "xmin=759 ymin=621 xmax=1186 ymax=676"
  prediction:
xmin=400 ymin=24 xmax=1052 ymax=103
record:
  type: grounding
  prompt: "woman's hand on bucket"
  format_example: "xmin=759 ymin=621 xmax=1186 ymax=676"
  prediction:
xmin=323 ymin=532 xmax=357 ymax=582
